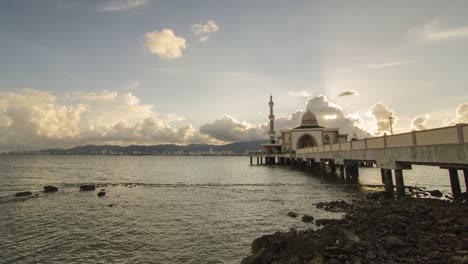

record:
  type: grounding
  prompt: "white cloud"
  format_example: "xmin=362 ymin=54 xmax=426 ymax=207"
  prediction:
xmin=253 ymin=96 xmax=371 ymax=140
xmin=98 ymin=0 xmax=147 ymax=12
xmin=409 ymin=20 xmax=468 ymax=42
xmin=452 ymin=103 xmax=468 ymax=124
xmin=368 ymin=102 xmax=397 ymax=135
xmin=191 ymin=20 xmax=219 ymax=42
xmin=144 ymin=29 xmax=187 ymax=59
xmin=199 ymin=116 xmax=265 ymax=142
xmin=367 ymin=60 xmax=411 ymax=69
xmin=0 ymin=89 xmax=218 ymax=150
xmin=337 ymin=90 xmax=359 ymax=97
xmin=411 ymin=114 xmax=429 ymax=130
xmin=288 ymin=90 xmax=314 ymax=97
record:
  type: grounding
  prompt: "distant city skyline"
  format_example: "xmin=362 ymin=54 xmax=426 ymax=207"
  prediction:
xmin=1 ymin=0 xmax=467 ymax=150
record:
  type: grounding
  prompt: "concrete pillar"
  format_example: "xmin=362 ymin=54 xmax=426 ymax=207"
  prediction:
xmin=449 ymin=169 xmax=461 ymax=199
xmin=344 ymin=166 xmax=350 ymax=180
xmin=339 ymin=165 xmax=345 ymax=178
xmin=464 ymin=169 xmax=468 ymax=192
xmin=316 ymin=162 xmax=322 ymax=175
xmin=349 ymin=164 xmax=359 ymax=181
xmin=260 ymin=157 xmax=263 ymax=165
xmin=394 ymin=169 xmax=405 ymax=197
xmin=380 ymin=169 xmax=385 ymax=184
xmin=330 ymin=161 xmax=336 ymax=174
xmin=250 ymin=156 xmax=253 ymax=165
xmin=384 ymin=169 xmax=394 ymax=193
xmin=256 ymin=156 xmax=259 ymax=165
xmin=353 ymin=164 xmax=359 ymax=178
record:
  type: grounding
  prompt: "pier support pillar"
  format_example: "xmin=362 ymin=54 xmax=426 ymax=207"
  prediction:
xmin=344 ymin=166 xmax=350 ymax=180
xmin=256 ymin=157 xmax=259 ymax=165
xmin=317 ymin=162 xmax=323 ymax=175
xmin=260 ymin=157 xmax=263 ymax=165
xmin=464 ymin=169 xmax=468 ymax=192
xmin=449 ymin=169 xmax=461 ymax=199
xmin=380 ymin=169 xmax=385 ymax=184
xmin=384 ymin=169 xmax=394 ymax=193
xmin=330 ymin=161 xmax=336 ymax=174
xmin=353 ymin=164 xmax=359 ymax=178
xmin=339 ymin=165 xmax=345 ymax=178
xmin=250 ymin=156 xmax=253 ymax=165
xmin=353 ymin=164 xmax=359 ymax=181
xmin=394 ymin=169 xmax=405 ymax=197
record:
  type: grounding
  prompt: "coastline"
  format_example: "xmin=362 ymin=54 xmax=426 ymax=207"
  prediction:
xmin=242 ymin=192 xmax=468 ymax=264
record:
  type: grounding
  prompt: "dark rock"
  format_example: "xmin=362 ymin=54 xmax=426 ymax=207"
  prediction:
xmin=383 ymin=236 xmax=405 ymax=249
xmin=365 ymin=191 xmax=391 ymax=200
xmin=15 ymin=191 xmax=32 ymax=197
xmin=108 ymin=204 xmax=114 ymax=207
xmin=301 ymin=214 xmax=314 ymax=223
xmin=243 ymin=197 xmax=468 ymax=263
xmin=428 ymin=190 xmax=443 ymax=197
xmin=339 ymin=228 xmax=360 ymax=243
xmin=287 ymin=211 xmax=298 ymax=218
xmin=314 ymin=218 xmax=340 ymax=227
xmin=43 ymin=185 xmax=58 ymax=192
xmin=307 ymin=255 xmax=324 ymax=264
xmin=316 ymin=200 xmax=351 ymax=212
xmin=97 ymin=191 xmax=106 ymax=197
xmin=80 ymin=184 xmax=96 ymax=191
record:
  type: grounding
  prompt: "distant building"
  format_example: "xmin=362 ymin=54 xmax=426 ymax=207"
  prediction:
xmin=262 ymin=96 xmax=348 ymax=154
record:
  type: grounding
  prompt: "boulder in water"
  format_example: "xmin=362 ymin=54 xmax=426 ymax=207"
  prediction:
xmin=301 ymin=214 xmax=314 ymax=223
xmin=287 ymin=211 xmax=298 ymax=218
xmin=97 ymin=191 xmax=106 ymax=197
xmin=15 ymin=191 xmax=32 ymax=197
xmin=43 ymin=185 xmax=58 ymax=192
xmin=80 ymin=184 xmax=96 ymax=191
xmin=429 ymin=190 xmax=443 ymax=197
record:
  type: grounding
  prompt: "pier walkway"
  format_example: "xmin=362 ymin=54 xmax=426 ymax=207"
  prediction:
xmin=249 ymin=124 xmax=468 ymax=198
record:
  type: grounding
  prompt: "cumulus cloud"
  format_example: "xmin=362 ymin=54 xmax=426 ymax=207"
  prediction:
xmin=409 ymin=20 xmax=468 ymax=42
xmin=368 ymin=102 xmax=397 ymax=135
xmin=411 ymin=114 xmax=429 ymax=130
xmin=199 ymin=116 xmax=266 ymax=142
xmin=0 ymin=89 xmax=218 ymax=150
xmin=337 ymin=90 xmax=359 ymax=97
xmin=260 ymin=96 xmax=370 ymax=139
xmin=98 ymin=0 xmax=147 ymax=12
xmin=145 ymin=29 xmax=187 ymax=59
xmin=191 ymin=20 xmax=219 ymax=42
xmin=453 ymin=103 xmax=468 ymax=124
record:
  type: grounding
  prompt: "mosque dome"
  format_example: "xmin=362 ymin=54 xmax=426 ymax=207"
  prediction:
xmin=301 ymin=109 xmax=319 ymax=127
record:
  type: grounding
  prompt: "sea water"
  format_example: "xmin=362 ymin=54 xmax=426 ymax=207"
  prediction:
xmin=0 ymin=155 xmax=463 ymax=263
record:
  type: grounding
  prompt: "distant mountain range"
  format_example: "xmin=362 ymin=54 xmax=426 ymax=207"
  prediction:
xmin=40 ymin=140 xmax=268 ymax=155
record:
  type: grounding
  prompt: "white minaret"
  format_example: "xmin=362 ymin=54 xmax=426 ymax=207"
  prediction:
xmin=269 ymin=95 xmax=276 ymax=144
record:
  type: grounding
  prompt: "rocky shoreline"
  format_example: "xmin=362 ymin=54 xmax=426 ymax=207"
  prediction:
xmin=242 ymin=192 xmax=468 ymax=264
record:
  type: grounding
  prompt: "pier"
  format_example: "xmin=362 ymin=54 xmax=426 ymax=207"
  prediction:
xmin=249 ymin=95 xmax=468 ymax=198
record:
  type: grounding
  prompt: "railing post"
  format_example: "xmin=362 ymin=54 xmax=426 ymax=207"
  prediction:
xmin=456 ymin=124 xmax=465 ymax=143
xmin=411 ymin=131 xmax=417 ymax=146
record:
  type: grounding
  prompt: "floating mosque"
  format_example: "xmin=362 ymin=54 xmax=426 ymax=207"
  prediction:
xmin=262 ymin=96 xmax=348 ymax=154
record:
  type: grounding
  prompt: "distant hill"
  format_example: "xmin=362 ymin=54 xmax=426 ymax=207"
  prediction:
xmin=41 ymin=140 xmax=268 ymax=155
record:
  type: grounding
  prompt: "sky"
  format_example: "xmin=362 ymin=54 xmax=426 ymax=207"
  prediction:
xmin=1 ymin=0 xmax=468 ymax=150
